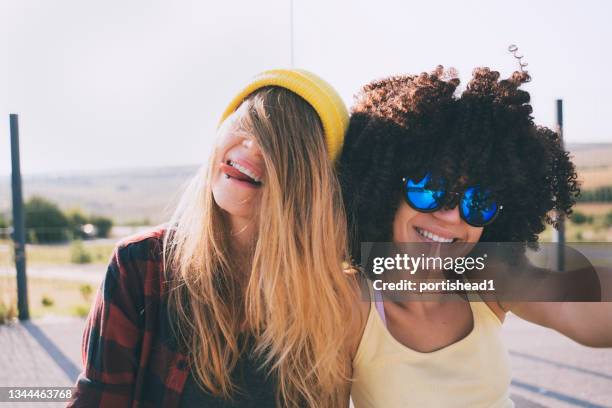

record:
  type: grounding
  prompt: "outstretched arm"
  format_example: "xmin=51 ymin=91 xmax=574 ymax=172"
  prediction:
xmin=499 ymin=261 xmax=612 ymax=347
xmin=506 ymin=301 xmax=612 ymax=347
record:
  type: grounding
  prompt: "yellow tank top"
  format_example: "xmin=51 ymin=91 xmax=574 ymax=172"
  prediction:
xmin=351 ymin=283 xmax=514 ymax=408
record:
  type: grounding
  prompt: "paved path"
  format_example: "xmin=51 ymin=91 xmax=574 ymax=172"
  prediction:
xmin=504 ymin=314 xmax=612 ymax=407
xmin=0 ymin=317 xmax=84 ymax=407
xmin=0 ymin=313 xmax=610 ymax=407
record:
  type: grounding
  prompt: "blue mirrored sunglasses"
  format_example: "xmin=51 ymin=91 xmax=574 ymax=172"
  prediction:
xmin=402 ymin=173 xmax=503 ymax=227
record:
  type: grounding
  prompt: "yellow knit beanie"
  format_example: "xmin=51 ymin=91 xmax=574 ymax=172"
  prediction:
xmin=219 ymin=69 xmax=348 ymax=162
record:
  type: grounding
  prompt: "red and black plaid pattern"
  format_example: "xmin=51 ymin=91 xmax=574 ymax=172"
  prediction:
xmin=68 ymin=227 xmax=190 ymax=407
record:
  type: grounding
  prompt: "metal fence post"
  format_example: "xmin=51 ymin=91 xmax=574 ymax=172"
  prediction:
xmin=553 ymin=100 xmax=565 ymax=272
xmin=10 ymin=113 xmax=29 ymax=320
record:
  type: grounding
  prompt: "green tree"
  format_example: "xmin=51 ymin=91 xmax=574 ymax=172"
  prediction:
xmin=24 ymin=196 xmax=69 ymax=243
xmin=90 ymin=215 xmax=113 ymax=238
xmin=577 ymin=186 xmax=612 ymax=203
xmin=569 ymin=211 xmax=589 ymax=225
xmin=66 ymin=208 xmax=89 ymax=239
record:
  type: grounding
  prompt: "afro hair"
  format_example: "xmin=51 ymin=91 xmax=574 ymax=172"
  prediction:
xmin=338 ymin=66 xmax=579 ymax=262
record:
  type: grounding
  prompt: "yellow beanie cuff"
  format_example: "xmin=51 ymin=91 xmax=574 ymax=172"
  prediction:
xmin=219 ymin=69 xmax=348 ymax=162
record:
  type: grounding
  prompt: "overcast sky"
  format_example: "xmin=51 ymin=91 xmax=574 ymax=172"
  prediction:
xmin=1 ymin=0 xmax=611 ymax=176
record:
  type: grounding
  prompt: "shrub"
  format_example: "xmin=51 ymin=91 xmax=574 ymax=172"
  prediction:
xmin=0 ymin=301 xmax=16 ymax=324
xmin=41 ymin=295 xmax=54 ymax=307
xmin=0 ymin=213 xmax=9 ymax=239
xmin=79 ymin=284 xmax=93 ymax=301
xmin=7 ymin=303 xmax=16 ymax=321
xmin=72 ymin=305 xmax=90 ymax=318
xmin=70 ymin=240 xmax=92 ymax=264
xmin=605 ymin=211 xmax=612 ymax=228
xmin=0 ymin=301 xmax=7 ymax=325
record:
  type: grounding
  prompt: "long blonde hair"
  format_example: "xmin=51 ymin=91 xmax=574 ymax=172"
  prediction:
xmin=163 ymin=87 xmax=358 ymax=407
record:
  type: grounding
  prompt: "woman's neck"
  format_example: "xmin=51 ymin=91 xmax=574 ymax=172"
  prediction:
xmin=224 ymin=214 xmax=257 ymax=277
xmin=226 ymin=213 xmax=256 ymax=251
xmin=382 ymin=267 xmax=456 ymax=306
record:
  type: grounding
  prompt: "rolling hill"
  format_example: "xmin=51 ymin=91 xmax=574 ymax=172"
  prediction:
xmin=1 ymin=143 xmax=611 ymax=224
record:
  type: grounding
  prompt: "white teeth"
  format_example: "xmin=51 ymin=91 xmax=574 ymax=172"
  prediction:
xmin=416 ymin=227 xmax=454 ymax=243
xmin=229 ymin=161 xmax=261 ymax=183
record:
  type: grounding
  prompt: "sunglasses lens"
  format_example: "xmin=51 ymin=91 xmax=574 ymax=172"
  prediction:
xmin=404 ymin=174 xmax=444 ymax=211
xmin=460 ymin=186 xmax=499 ymax=226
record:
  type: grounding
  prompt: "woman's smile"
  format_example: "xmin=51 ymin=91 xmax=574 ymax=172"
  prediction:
xmin=393 ymin=199 xmax=482 ymax=244
xmin=413 ymin=226 xmax=456 ymax=243
xmin=211 ymin=111 xmax=266 ymax=220
xmin=219 ymin=157 xmax=264 ymax=189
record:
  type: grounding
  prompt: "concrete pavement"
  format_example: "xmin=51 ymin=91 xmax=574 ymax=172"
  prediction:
xmin=0 ymin=310 xmax=610 ymax=407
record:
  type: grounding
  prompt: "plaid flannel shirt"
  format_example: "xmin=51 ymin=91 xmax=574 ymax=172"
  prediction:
xmin=68 ymin=227 xmax=190 ymax=407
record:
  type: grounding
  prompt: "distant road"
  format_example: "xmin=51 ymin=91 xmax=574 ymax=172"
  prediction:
xmin=0 ymin=263 xmax=105 ymax=284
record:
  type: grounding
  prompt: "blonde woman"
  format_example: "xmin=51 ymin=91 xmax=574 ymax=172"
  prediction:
xmin=69 ymin=70 xmax=360 ymax=408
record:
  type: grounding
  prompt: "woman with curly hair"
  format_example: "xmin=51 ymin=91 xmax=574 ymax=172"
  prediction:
xmin=340 ymin=66 xmax=612 ymax=407
xmin=70 ymin=69 xmax=360 ymax=408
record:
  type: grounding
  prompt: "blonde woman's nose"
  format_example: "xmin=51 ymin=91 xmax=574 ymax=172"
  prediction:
xmin=242 ymin=137 xmax=253 ymax=148
xmin=241 ymin=136 xmax=263 ymax=157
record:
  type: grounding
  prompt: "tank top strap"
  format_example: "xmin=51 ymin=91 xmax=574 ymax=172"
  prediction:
xmin=466 ymin=291 xmax=503 ymax=326
xmin=365 ymin=279 xmax=387 ymax=326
